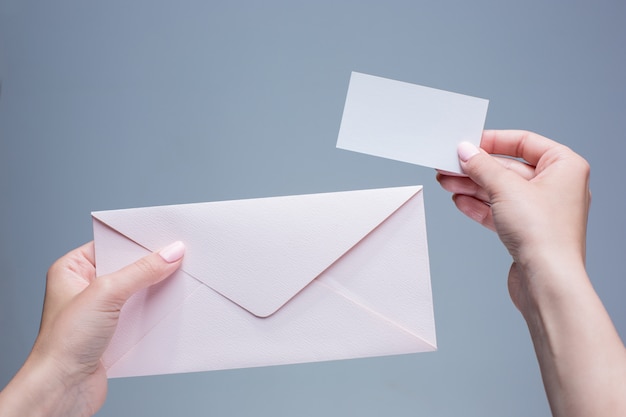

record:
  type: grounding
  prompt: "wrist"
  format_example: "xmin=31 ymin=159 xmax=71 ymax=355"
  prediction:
xmin=511 ymin=251 xmax=626 ymax=417
xmin=0 ymin=351 xmax=94 ymax=417
xmin=509 ymin=248 xmax=589 ymax=320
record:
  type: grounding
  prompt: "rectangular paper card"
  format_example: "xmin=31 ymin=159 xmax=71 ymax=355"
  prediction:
xmin=336 ymin=72 xmax=489 ymax=174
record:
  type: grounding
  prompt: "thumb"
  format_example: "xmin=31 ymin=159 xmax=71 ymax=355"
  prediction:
xmin=94 ymin=241 xmax=185 ymax=308
xmin=458 ymin=141 xmax=521 ymax=199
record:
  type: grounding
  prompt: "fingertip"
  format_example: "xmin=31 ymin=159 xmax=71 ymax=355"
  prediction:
xmin=458 ymin=142 xmax=480 ymax=162
xmin=158 ymin=241 xmax=186 ymax=263
xmin=437 ymin=168 xmax=467 ymax=178
xmin=451 ymin=194 xmax=496 ymax=231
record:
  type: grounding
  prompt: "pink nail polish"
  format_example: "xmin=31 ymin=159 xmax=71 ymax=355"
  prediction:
xmin=159 ymin=241 xmax=185 ymax=263
xmin=458 ymin=141 xmax=480 ymax=162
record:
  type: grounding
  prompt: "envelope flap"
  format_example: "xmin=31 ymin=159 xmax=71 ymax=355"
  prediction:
xmin=92 ymin=186 xmax=422 ymax=318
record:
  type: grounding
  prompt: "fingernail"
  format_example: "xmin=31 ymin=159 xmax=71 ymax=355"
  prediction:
xmin=159 ymin=241 xmax=185 ymax=263
xmin=458 ymin=142 xmax=480 ymax=162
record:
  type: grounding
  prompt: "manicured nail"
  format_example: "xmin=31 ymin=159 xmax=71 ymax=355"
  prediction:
xmin=458 ymin=141 xmax=480 ymax=162
xmin=159 ymin=241 xmax=185 ymax=263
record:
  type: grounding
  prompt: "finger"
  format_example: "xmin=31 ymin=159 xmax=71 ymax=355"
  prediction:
xmin=435 ymin=169 xmax=467 ymax=177
xmin=493 ymin=156 xmax=535 ymax=180
xmin=435 ymin=153 xmax=535 ymax=180
xmin=42 ymin=242 xmax=98 ymax=327
xmin=79 ymin=241 xmax=96 ymax=268
xmin=437 ymin=156 xmax=535 ymax=203
xmin=94 ymin=241 xmax=185 ymax=308
xmin=47 ymin=242 xmax=97 ymax=286
xmin=480 ymin=130 xmax=561 ymax=166
xmin=437 ymin=173 xmax=490 ymax=203
xmin=47 ymin=243 xmax=97 ymax=294
xmin=452 ymin=194 xmax=496 ymax=232
xmin=458 ymin=142 xmax=524 ymax=199
xmin=64 ymin=241 xmax=97 ymax=285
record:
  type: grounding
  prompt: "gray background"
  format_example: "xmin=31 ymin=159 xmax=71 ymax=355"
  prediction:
xmin=0 ymin=1 xmax=624 ymax=416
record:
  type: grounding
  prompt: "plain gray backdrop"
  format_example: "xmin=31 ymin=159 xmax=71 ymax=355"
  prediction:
xmin=1 ymin=1 xmax=624 ymax=416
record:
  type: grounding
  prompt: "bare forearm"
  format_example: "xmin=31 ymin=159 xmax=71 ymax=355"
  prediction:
xmin=0 ymin=358 xmax=59 ymax=417
xmin=521 ymin=261 xmax=626 ymax=417
xmin=0 ymin=354 xmax=91 ymax=417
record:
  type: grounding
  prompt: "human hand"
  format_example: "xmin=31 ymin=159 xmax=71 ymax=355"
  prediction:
xmin=437 ymin=130 xmax=591 ymax=313
xmin=0 ymin=241 xmax=185 ymax=417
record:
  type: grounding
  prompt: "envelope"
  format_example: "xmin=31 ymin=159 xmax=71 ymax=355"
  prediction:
xmin=92 ymin=185 xmax=436 ymax=378
xmin=337 ymin=71 xmax=489 ymax=174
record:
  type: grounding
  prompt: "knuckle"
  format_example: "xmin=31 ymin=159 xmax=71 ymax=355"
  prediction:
xmin=563 ymin=145 xmax=588 ymax=166
xmin=46 ymin=258 xmax=66 ymax=283
xmin=92 ymin=275 xmax=126 ymax=306
xmin=94 ymin=274 xmax=116 ymax=295
xmin=47 ymin=259 xmax=62 ymax=278
xmin=577 ymin=157 xmax=591 ymax=177
xmin=553 ymin=145 xmax=590 ymax=179
xmin=570 ymin=153 xmax=591 ymax=181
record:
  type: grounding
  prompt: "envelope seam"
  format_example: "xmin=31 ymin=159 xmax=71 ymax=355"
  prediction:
xmin=313 ymin=279 xmax=436 ymax=350
xmin=273 ymin=189 xmax=425 ymax=317
xmin=94 ymin=187 xmax=425 ymax=319
xmin=105 ymin=280 xmax=203 ymax=374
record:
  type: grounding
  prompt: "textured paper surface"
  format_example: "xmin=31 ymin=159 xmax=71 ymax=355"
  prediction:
xmin=92 ymin=186 xmax=436 ymax=378
xmin=337 ymin=72 xmax=489 ymax=174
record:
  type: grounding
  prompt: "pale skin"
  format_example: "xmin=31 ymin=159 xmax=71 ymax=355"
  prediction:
xmin=438 ymin=130 xmax=626 ymax=417
xmin=0 ymin=241 xmax=185 ymax=417
xmin=1 ymin=130 xmax=624 ymax=416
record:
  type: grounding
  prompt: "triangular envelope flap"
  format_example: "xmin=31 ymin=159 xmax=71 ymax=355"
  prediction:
xmin=92 ymin=186 xmax=422 ymax=318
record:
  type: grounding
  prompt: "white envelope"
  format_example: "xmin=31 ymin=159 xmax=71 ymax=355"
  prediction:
xmin=92 ymin=186 xmax=436 ymax=378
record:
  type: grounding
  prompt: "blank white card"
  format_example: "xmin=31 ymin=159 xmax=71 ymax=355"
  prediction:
xmin=336 ymin=72 xmax=489 ymax=174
